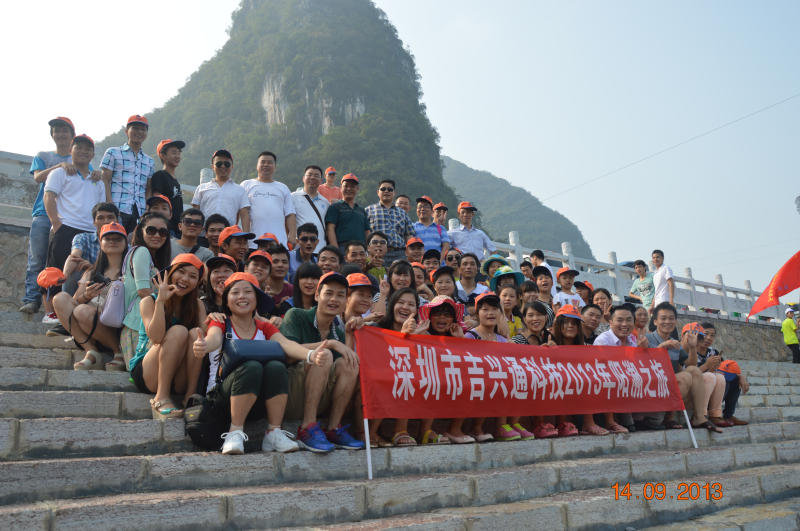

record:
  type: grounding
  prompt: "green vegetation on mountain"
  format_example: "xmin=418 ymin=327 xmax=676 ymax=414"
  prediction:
xmin=442 ymin=156 xmax=594 ymax=258
xmin=94 ymin=0 xmax=459 ymax=209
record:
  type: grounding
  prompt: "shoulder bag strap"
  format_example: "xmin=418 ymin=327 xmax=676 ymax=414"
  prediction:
xmin=303 ymin=194 xmax=328 ymax=243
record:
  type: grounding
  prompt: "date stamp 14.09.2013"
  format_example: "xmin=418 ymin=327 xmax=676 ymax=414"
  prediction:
xmin=612 ymin=482 xmax=723 ymax=501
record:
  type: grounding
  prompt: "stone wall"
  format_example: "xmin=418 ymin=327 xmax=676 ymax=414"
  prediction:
xmin=0 ymin=217 xmax=31 ymax=311
xmin=0 ymin=151 xmax=37 ymax=210
xmin=677 ymin=315 xmax=789 ymax=363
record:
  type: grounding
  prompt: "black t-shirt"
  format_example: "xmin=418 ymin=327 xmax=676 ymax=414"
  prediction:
xmin=151 ymin=170 xmax=183 ymax=234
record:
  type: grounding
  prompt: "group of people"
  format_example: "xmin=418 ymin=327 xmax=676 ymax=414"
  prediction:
xmin=19 ymin=113 xmax=750 ymax=455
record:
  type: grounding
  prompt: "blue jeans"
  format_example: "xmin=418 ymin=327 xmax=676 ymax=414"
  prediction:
xmin=723 ymin=375 xmax=741 ymax=419
xmin=22 ymin=216 xmax=51 ymax=305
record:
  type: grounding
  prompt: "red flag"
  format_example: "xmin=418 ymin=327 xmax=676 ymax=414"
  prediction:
xmin=747 ymin=250 xmax=800 ymax=320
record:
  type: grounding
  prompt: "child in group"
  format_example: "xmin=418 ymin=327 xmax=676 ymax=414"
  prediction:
xmin=552 ymin=267 xmax=585 ymax=312
xmin=430 ymin=266 xmax=461 ymax=302
xmin=531 ymin=266 xmax=556 ymax=328
xmin=574 ymin=280 xmax=593 ymax=305
xmin=518 ymin=281 xmax=539 ymax=306
xmin=498 ymin=284 xmax=523 ymax=339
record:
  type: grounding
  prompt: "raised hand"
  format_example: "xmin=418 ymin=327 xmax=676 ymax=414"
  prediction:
xmin=449 ymin=322 xmax=465 ymax=337
xmin=637 ymin=332 xmax=649 ymax=348
xmin=400 ymin=314 xmax=417 ymax=334
xmin=415 ymin=319 xmax=431 ymax=334
xmin=193 ymin=328 xmax=207 ymax=357
xmin=379 ymin=279 xmax=390 ymax=297
xmin=685 ymin=330 xmax=699 ymax=348
xmin=154 ymin=271 xmax=178 ymax=302
xmin=363 ymin=312 xmax=384 ymax=323
xmin=213 ymin=280 xmax=225 ymax=297
xmin=346 ymin=316 xmax=365 ymax=333
xmin=311 ymin=339 xmax=332 ymax=366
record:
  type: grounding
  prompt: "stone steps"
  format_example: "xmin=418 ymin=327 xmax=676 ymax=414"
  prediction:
xmin=0 ymin=320 xmax=57 ymax=336
xmin=642 ymin=497 xmax=800 ymax=530
xmin=0 ymin=390 xmax=161 ymax=419
xmin=0 ymin=368 xmax=135 ymax=391
xmin=5 ymin=462 xmax=800 ymax=531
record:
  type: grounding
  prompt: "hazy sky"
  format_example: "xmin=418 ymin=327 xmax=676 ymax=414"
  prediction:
xmin=2 ymin=1 xmax=798 ymax=301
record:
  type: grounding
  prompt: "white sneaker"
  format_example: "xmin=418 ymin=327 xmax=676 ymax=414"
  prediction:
xmin=262 ymin=428 xmax=300 ymax=453
xmin=41 ymin=312 xmax=59 ymax=324
xmin=221 ymin=430 xmax=248 ymax=455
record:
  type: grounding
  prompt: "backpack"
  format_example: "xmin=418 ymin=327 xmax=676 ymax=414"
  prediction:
xmin=98 ymin=246 xmax=152 ymax=328
xmin=183 ymin=385 xmax=230 ymax=451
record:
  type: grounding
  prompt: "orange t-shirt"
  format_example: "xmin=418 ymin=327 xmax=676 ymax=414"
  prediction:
xmin=319 ymin=184 xmax=343 ymax=202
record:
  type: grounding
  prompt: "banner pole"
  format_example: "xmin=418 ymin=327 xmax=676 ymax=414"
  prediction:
xmin=364 ymin=418 xmax=373 ymax=480
xmin=683 ymin=410 xmax=698 ymax=449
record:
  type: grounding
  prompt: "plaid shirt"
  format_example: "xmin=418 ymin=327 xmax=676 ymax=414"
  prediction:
xmin=71 ymin=232 xmax=99 ymax=265
xmin=365 ymin=203 xmax=415 ymax=248
xmin=100 ymin=143 xmax=154 ymax=215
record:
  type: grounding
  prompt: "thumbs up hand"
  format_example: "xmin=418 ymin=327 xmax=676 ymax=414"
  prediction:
xmin=193 ymin=328 xmax=207 ymax=357
xmin=311 ymin=339 xmax=332 ymax=366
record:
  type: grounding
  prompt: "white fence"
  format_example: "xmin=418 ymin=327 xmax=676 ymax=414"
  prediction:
xmin=444 ymin=218 xmax=787 ymax=327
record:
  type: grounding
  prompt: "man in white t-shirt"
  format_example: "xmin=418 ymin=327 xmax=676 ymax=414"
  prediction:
xmin=291 ymin=165 xmax=329 ymax=254
xmin=649 ymin=249 xmax=675 ymax=331
xmin=241 ymin=151 xmax=296 ymax=249
xmin=191 ymin=150 xmax=250 ymax=232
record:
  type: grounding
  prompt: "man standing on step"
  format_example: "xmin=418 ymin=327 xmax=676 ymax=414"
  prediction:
xmin=291 ymin=165 xmax=329 ymax=255
xmin=649 ymin=249 xmax=674 ymax=331
xmin=414 ymin=195 xmax=450 ymax=257
xmin=192 ymin=150 xmax=250 ymax=236
xmin=100 ymin=115 xmax=155 ymax=234
xmin=448 ymin=201 xmax=495 ymax=260
xmin=366 ymin=179 xmax=415 ymax=264
xmin=324 ymin=174 xmax=371 ymax=251
xmin=319 ymin=167 xmax=343 ymax=203
xmin=242 ymin=151 xmax=296 ymax=249
xmin=782 ymin=308 xmax=800 ymax=363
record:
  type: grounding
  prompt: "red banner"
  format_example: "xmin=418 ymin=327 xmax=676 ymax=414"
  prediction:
xmin=356 ymin=326 xmax=685 ymax=419
xmin=747 ymin=250 xmax=800 ymax=319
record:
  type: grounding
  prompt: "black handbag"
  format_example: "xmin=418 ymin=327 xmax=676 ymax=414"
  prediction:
xmin=214 ymin=318 xmax=286 ymax=382
xmin=184 ymin=387 xmax=229 ymax=450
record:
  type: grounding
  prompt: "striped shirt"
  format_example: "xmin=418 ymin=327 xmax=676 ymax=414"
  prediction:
xmin=71 ymin=232 xmax=100 ymax=266
xmin=413 ymin=221 xmax=450 ymax=252
xmin=100 ymin=143 xmax=154 ymax=215
xmin=365 ymin=203 xmax=415 ymax=249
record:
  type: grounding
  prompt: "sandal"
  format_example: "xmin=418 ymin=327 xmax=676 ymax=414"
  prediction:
xmin=557 ymin=422 xmax=579 ymax=437
xmin=74 ymin=350 xmax=103 ymax=371
xmin=420 ymin=429 xmax=450 ymax=445
xmin=368 ymin=434 xmax=392 ymax=448
xmin=105 ymin=356 xmax=127 ymax=372
xmin=391 ymin=431 xmax=416 ymax=447
xmin=442 ymin=431 xmax=475 ymax=444
xmin=150 ymin=398 xmax=183 ymax=420
xmin=691 ymin=420 xmax=723 ymax=434
xmin=580 ymin=425 xmax=610 ymax=436
xmin=661 ymin=420 xmax=684 ymax=430
xmin=607 ymin=424 xmax=629 ymax=434
xmin=533 ymin=423 xmax=559 ymax=438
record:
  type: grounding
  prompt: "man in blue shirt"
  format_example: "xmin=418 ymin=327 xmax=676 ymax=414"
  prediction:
xmin=448 ymin=201 xmax=496 ymax=259
xmin=365 ymin=179 xmax=415 ymax=264
xmin=413 ymin=195 xmax=450 ymax=258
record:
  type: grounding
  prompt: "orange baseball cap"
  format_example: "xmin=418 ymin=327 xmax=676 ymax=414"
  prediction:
xmin=37 ymin=267 xmax=66 ymax=289
xmin=170 ymin=253 xmax=205 ymax=273
xmin=254 ymin=233 xmax=279 ymax=245
xmin=99 ymin=222 xmax=126 ymax=239
xmin=416 ymin=196 xmax=434 ymax=207
xmin=556 ymin=304 xmax=583 ymax=321
xmin=575 ymin=280 xmax=594 ymax=292
xmin=220 ymin=226 xmax=255 ymax=246
xmin=406 ymin=237 xmax=424 ymax=248
xmin=70 ymin=134 xmax=94 ymax=148
xmin=49 ymin=116 xmax=75 ymax=135
xmin=246 ymin=250 xmax=273 ymax=265
xmin=719 ymin=360 xmax=741 ymax=375
xmin=126 ymin=114 xmax=148 ymax=127
xmin=341 ymin=173 xmax=358 ymax=183
xmin=474 ymin=291 xmax=500 ymax=308
xmin=146 ymin=194 xmax=172 ymax=208
xmin=156 ymin=139 xmax=185 ymax=155
xmin=325 ymin=167 xmax=336 ymax=174
xmin=347 ymin=273 xmax=378 ymax=294
xmin=556 ymin=267 xmax=580 ymax=279
xmin=410 ymin=262 xmax=426 ymax=271
xmin=222 ymin=272 xmax=275 ymax=314
xmin=206 ymin=253 xmax=237 ymax=271
xmin=457 ymin=201 xmax=477 ymax=212
xmin=682 ymin=322 xmax=705 ymax=336
xmin=318 ymin=271 xmax=349 ymax=291
xmin=433 ymin=202 xmax=448 ymax=211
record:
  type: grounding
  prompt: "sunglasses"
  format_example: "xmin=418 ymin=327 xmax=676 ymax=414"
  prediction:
xmin=379 ymin=187 xmax=394 ymax=192
xmin=446 ymin=255 xmax=462 ymax=262
xmin=144 ymin=226 xmax=169 ymax=237
xmin=370 ymin=239 xmax=388 ymax=246
xmin=214 ymin=161 xmax=232 ymax=168
xmin=181 ymin=218 xmax=204 ymax=227
xmin=298 ymin=236 xmax=318 ymax=243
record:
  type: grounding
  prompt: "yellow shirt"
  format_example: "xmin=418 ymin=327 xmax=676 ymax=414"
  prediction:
xmin=508 ymin=316 xmax=523 ymax=338
xmin=783 ymin=318 xmax=799 ymax=345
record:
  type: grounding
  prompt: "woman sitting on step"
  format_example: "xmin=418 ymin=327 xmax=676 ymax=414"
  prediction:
xmin=131 ymin=254 xmax=206 ymax=420
xmin=53 ymin=222 xmax=129 ymax=371
xmin=195 ymin=273 xmax=333 ymax=455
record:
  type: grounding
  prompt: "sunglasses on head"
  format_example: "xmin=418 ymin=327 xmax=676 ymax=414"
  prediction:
xmin=298 ymin=236 xmax=318 ymax=243
xmin=379 ymin=187 xmax=394 ymax=192
xmin=144 ymin=226 xmax=169 ymax=237
xmin=214 ymin=161 xmax=232 ymax=168
xmin=181 ymin=218 xmax=204 ymax=227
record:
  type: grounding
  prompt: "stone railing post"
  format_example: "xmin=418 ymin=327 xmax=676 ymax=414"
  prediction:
xmin=648 ymin=260 xmax=656 ymax=272
xmin=199 ymin=168 xmax=214 ymax=185
xmin=448 ymin=218 xmax=460 ymax=231
xmin=508 ymin=231 xmax=522 ymax=270
xmin=608 ymin=251 xmax=624 ymax=303
xmin=743 ymin=280 xmax=755 ymax=321
xmin=714 ymin=274 xmax=730 ymax=317
xmin=561 ymin=242 xmax=576 ymax=270
xmin=684 ymin=267 xmax=698 ymax=312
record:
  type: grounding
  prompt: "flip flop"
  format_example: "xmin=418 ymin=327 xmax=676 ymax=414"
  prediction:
xmin=691 ymin=420 xmax=723 ymax=434
xmin=607 ymin=424 xmax=629 ymax=434
xmin=661 ymin=420 xmax=684 ymax=430
xmin=392 ymin=431 xmax=416 ymax=447
xmin=579 ymin=425 xmax=609 ymax=436
xmin=420 ymin=430 xmax=450 ymax=445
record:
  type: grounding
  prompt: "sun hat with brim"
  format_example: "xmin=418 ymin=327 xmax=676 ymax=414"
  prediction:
xmin=531 ymin=265 xmax=553 ymax=279
xmin=556 ymin=267 xmax=580 ymax=279
xmin=555 ymin=304 xmax=583 ymax=321
xmin=430 ymin=266 xmax=455 ymax=284
xmin=347 ymin=273 xmax=379 ymax=295
xmin=223 ymin=272 xmax=275 ymax=314
xmin=206 ymin=254 xmax=237 ymax=272
xmin=480 ymin=254 xmax=510 ymax=276
xmin=718 ymin=360 xmax=741 ymax=382
xmin=99 ymin=222 xmax=126 ymax=239
xmin=423 ymin=248 xmax=441 ymax=262
xmin=575 ymin=280 xmax=594 ymax=292
xmin=489 ymin=266 xmax=526 ymax=292
xmin=220 ymin=226 xmax=255 ymax=246
xmin=418 ymin=295 xmax=466 ymax=325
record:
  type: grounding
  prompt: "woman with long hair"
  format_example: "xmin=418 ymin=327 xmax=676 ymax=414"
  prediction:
xmin=132 ymin=254 xmax=206 ymax=420
xmin=289 ymin=262 xmax=323 ymax=310
xmin=367 ymin=287 xmax=429 ymax=447
xmin=195 ymin=272 xmax=334 ymax=455
xmin=53 ymin=223 xmax=129 ymax=370
xmin=511 ymin=301 xmax=553 ymax=346
xmin=372 ymin=260 xmax=416 ymax=313
xmin=592 ymin=288 xmax=614 ymax=335
xmin=201 ymin=254 xmax=237 ymax=315
xmin=120 ymin=212 xmax=172 ymax=371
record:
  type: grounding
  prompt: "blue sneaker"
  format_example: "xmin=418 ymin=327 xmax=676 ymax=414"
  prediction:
xmin=296 ymin=422 xmax=335 ymax=453
xmin=325 ymin=424 xmax=366 ymax=450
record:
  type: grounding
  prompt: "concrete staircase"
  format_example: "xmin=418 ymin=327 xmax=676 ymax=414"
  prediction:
xmin=2 ymin=310 xmax=800 ymax=530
